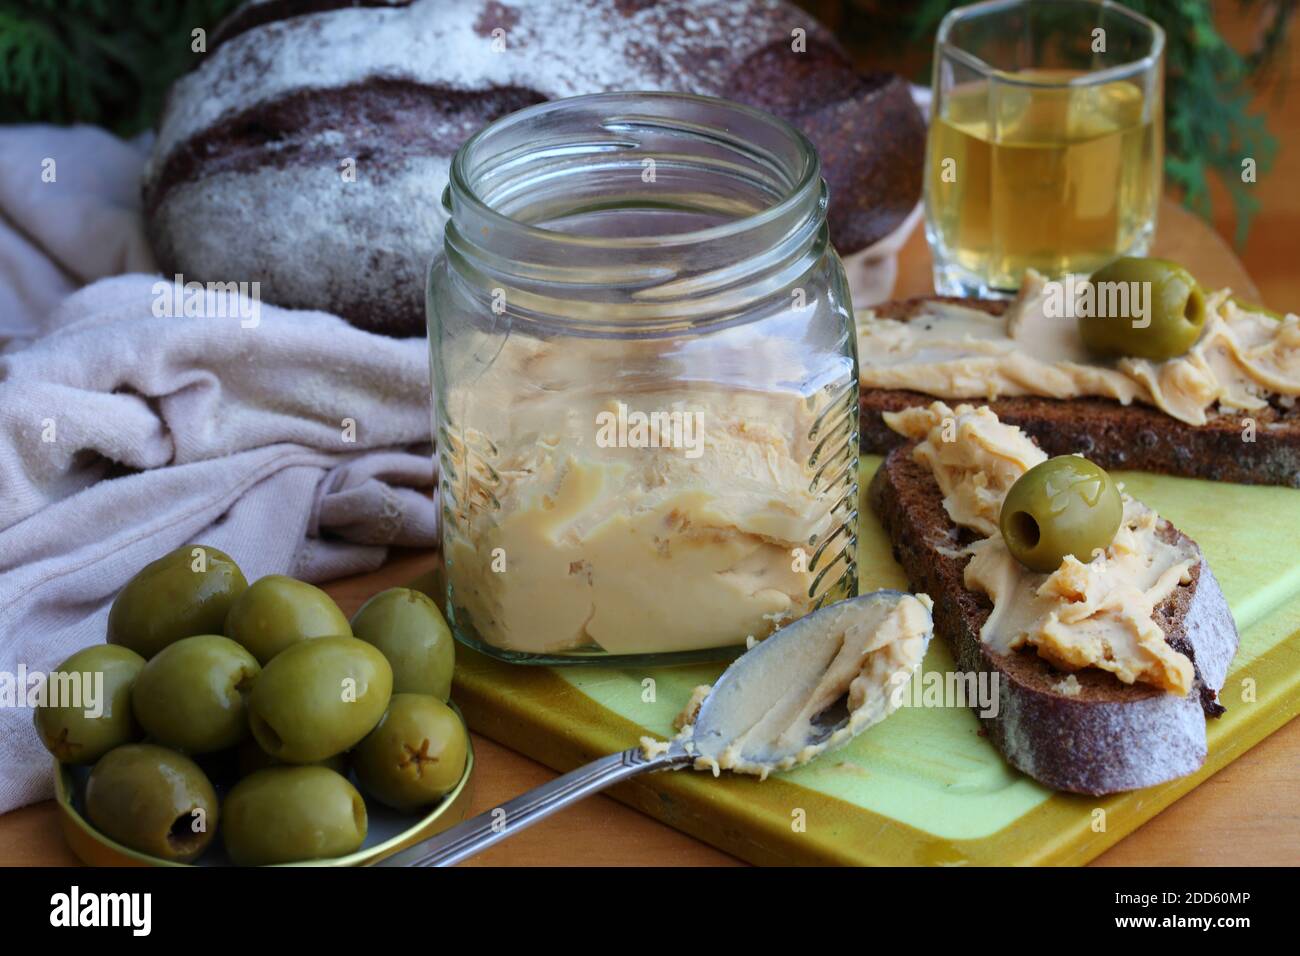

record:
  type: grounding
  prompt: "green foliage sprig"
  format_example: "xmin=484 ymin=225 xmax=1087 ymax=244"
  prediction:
xmin=0 ymin=0 xmax=242 ymax=135
xmin=1134 ymin=0 xmax=1286 ymax=245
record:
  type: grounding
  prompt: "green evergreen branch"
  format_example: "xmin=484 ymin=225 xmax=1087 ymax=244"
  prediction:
xmin=0 ymin=0 xmax=243 ymax=133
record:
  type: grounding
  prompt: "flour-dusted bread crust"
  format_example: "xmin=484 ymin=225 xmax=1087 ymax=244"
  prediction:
xmin=858 ymin=296 xmax=1300 ymax=487
xmin=868 ymin=446 xmax=1240 ymax=795
xmin=144 ymin=0 xmax=925 ymax=336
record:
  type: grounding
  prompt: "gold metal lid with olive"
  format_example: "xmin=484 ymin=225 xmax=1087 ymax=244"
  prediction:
xmin=885 ymin=402 xmax=1199 ymax=695
xmin=857 ymin=257 xmax=1300 ymax=428
xmin=37 ymin=544 xmax=473 ymax=867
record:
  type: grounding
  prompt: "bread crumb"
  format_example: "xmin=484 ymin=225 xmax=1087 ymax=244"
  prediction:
xmin=1054 ymin=674 xmax=1082 ymax=696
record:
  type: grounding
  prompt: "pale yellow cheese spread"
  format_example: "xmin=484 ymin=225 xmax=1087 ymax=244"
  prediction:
xmin=884 ymin=402 xmax=1196 ymax=695
xmin=858 ymin=271 xmax=1300 ymax=426
xmin=885 ymin=402 xmax=1046 ymax=536
xmin=442 ymin=332 xmax=850 ymax=656
xmin=641 ymin=594 xmax=933 ymax=778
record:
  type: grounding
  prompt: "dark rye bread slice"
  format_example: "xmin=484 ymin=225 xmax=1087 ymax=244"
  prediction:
xmin=868 ymin=444 xmax=1239 ymax=795
xmin=859 ymin=296 xmax=1300 ymax=488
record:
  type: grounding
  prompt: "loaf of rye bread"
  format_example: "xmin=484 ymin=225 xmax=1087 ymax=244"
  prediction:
xmin=868 ymin=444 xmax=1239 ymax=795
xmin=143 ymin=0 xmax=925 ymax=336
xmin=858 ymin=296 xmax=1300 ymax=487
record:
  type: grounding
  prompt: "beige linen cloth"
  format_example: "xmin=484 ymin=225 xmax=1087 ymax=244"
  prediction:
xmin=0 ymin=126 xmax=439 ymax=811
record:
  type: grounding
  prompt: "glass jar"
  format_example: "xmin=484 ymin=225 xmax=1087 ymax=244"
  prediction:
xmin=429 ymin=92 xmax=858 ymax=665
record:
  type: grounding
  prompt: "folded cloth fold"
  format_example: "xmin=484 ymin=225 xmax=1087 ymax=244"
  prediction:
xmin=0 ymin=125 xmax=439 ymax=813
xmin=0 ymin=125 xmax=157 ymax=343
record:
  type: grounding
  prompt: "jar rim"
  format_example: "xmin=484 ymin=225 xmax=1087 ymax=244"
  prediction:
xmin=446 ymin=90 xmax=822 ymax=251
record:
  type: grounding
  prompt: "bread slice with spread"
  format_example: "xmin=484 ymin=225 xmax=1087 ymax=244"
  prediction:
xmin=857 ymin=269 xmax=1300 ymax=487
xmin=867 ymin=402 xmax=1239 ymax=794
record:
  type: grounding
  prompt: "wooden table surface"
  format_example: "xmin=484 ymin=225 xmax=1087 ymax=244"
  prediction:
xmin=1 ymin=200 xmax=1297 ymax=868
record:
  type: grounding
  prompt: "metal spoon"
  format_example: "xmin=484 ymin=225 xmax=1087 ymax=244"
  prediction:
xmin=375 ymin=589 xmax=928 ymax=867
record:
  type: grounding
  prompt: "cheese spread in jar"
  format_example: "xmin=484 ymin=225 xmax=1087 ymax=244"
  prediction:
xmin=442 ymin=332 xmax=853 ymax=656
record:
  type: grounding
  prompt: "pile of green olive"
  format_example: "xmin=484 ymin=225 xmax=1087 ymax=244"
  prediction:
xmin=999 ymin=456 xmax=1124 ymax=573
xmin=33 ymin=544 xmax=468 ymax=866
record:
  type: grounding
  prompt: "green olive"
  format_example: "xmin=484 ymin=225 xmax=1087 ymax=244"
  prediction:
xmin=1000 ymin=456 xmax=1124 ymax=573
xmin=224 ymin=575 xmax=352 ymax=665
xmin=222 ymin=766 xmax=367 ymax=866
xmin=236 ymin=737 xmax=348 ymax=777
xmin=351 ymin=588 xmax=455 ymax=701
xmin=353 ymin=694 xmax=468 ymax=812
xmin=34 ymin=645 xmax=145 ymax=764
xmin=1078 ymin=257 xmax=1206 ymax=360
xmin=84 ymin=744 xmax=218 ymax=862
xmin=107 ymin=545 xmax=248 ymax=659
xmin=131 ymin=635 xmax=260 ymax=754
xmin=247 ymin=636 xmax=392 ymax=763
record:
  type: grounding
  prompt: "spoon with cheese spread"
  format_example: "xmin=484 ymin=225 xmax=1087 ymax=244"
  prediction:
xmin=377 ymin=591 xmax=933 ymax=867
xmin=667 ymin=590 xmax=933 ymax=779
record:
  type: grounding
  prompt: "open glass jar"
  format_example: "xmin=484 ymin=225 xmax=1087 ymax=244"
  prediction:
xmin=430 ymin=92 xmax=859 ymax=665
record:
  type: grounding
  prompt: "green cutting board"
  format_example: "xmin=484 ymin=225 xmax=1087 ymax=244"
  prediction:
xmin=438 ymin=458 xmax=1300 ymax=865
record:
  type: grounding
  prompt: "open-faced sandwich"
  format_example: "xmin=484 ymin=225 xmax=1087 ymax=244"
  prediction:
xmin=858 ymin=258 xmax=1300 ymax=487
xmin=868 ymin=402 xmax=1239 ymax=795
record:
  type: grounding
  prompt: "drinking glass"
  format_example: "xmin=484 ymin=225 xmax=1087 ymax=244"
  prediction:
xmin=925 ymin=0 xmax=1164 ymax=297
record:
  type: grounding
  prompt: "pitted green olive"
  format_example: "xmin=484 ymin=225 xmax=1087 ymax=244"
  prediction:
xmin=107 ymin=545 xmax=247 ymax=659
xmin=131 ymin=635 xmax=260 ymax=754
xmin=34 ymin=644 xmax=145 ymax=764
xmin=247 ymin=636 xmax=392 ymax=763
xmin=224 ymin=575 xmax=351 ymax=665
xmin=351 ymin=588 xmax=455 ymax=701
xmin=85 ymin=744 xmax=218 ymax=862
xmin=999 ymin=456 xmax=1124 ymax=573
xmin=222 ymin=766 xmax=367 ymax=866
xmin=1078 ymin=257 xmax=1206 ymax=361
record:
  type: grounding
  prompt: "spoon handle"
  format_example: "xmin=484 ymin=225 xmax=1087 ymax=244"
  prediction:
xmin=375 ymin=745 xmax=691 ymax=867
